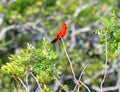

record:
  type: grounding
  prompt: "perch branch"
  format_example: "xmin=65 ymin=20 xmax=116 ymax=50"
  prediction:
xmin=60 ymin=37 xmax=79 ymax=86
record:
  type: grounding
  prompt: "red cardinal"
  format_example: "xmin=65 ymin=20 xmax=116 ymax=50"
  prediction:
xmin=51 ymin=22 xmax=67 ymax=43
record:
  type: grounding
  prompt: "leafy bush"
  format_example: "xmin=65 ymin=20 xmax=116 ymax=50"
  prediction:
xmin=96 ymin=10 xmax=120 ymax=57
xmin=1 ymin=38 xmax=58 ymax=91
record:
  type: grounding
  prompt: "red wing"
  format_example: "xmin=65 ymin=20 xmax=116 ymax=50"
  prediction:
xmin=56 ymin=29 xmax=62 ymax=38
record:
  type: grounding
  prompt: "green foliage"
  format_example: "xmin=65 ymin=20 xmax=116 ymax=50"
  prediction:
xmin=1 ymin=38 xmax=58 ymax=84
xmin=8 ymin=0 xmax=35 ymax=13
xmin=4 ymin=0 xmax=41 ymax=23
xmin=0 ymin=0 xmax=119 ymax=91
xmin=96 ymin=10 xmax=120 ymax=54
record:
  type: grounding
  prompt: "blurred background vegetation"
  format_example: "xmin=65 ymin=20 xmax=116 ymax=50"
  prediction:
xmin=0 ymin=0 xmax=120 ymax=92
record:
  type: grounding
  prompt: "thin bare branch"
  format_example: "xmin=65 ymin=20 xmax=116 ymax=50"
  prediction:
xmin=30 ymin=72 xmax=42 ymax=92
xmin=17 ymin=77 xmax=29 ymax=92
xmin=73 ymin=62 xmax=90 ymax=92
xmin=26 ymin=73 xmax=29 ymax=90
xmin=100 ymin=41 xmax=108 ymax=92
xmin=60 ymin=37 xmax=79 ymax=86
xmin=79 ymin=81 xmax=91 ymax=92
xmin=73 ymin=4 xmax=89 ymax=18
xmin=54 ymin=76 xmax=68 ymax=92
xmin=93 ymin=81 xmax=119 ymax=92
xmin=0 ymin=19 xmax=44 ymax=40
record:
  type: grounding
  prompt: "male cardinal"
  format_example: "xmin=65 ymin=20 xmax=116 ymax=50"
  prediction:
xmin=51 ymin=22 xmax=67 ymax=43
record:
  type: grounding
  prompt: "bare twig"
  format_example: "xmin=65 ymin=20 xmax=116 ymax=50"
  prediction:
xmin=17 ymin=77 xmax=29 ymax=92
xmin=78 ymin=81 xmax=91 ymax=92
xmin=100 ymin=41 xmax=108 ymax=92
xmin=60 ymin=37 xmax=79 ymax=86
xmin=93 ymin=85 xmax=119 ymax=92
xmin=73 ymin=62 xmax=90 ymax=92
xmin=77 ymin=63 xmax=91 ymax=92
xmin=73 ymin=4 xmax=89 ymax=18
xmin=69 ymin=24 xmax=76 ymax=50
xmin=61 ymin=38 xmax=91 ymax=92
xmin=0 ymin=25 xmax=20 ymax=40
xmin=54 ymin=76 xmax=68 ymax=92
xmin=91 ymin=58 xmax=120 ymax=92
xmin=26 ymin=73 xmax=29 ymax=90
xmin=83 ymin=67 xmax=114 ymax=87
xmin=74 ymin=20 xmax=102 ymax=35
xmin=78 ymin=63 xmax=90 ymax=84
xmin=0 ymin=19 xmax=44 ymax=40
xmin=30 ymin=72 xmax=42 ymax=92
xmin=92 ymin=81 xmax=119 ymax=92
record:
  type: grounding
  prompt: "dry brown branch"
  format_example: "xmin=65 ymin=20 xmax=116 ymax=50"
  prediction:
xmin=0 ymin=19 xmax=45 ymax=40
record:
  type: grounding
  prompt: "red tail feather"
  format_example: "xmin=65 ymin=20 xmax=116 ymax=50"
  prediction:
xmin=51 ymin=38 xmax=58 ymax=43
